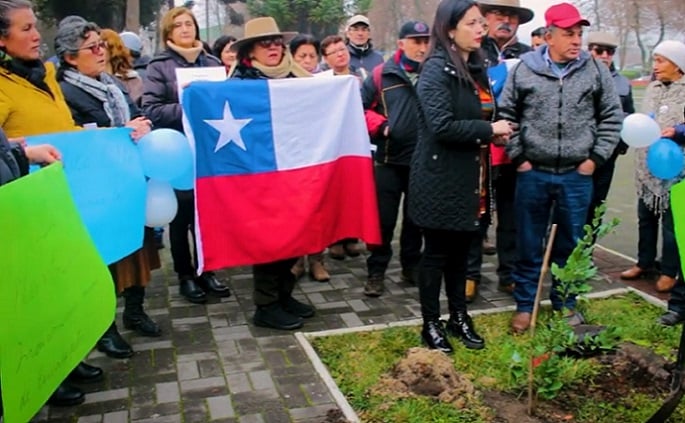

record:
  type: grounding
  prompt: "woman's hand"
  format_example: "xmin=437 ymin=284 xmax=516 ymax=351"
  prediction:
xmin=25 ymin=144 xmax=62 ymax=164
xmin=491 ymin=120 xmax=513 ymax=137
xmin=8 ymin=137 xmax=26 ymax=147
xmin=126 ymin=117 xmax=152 ymax=142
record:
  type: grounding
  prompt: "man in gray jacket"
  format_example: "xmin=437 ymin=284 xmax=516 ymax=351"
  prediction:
xmin=497 ymin=2 xmax=623 ymax=333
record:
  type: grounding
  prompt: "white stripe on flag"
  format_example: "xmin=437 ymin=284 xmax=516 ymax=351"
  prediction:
xmin=267 ymin=76 xmax=372 ymax=171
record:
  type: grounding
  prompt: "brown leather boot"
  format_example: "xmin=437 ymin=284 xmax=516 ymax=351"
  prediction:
xmin=465 ymin=279 xmax=478 ymax=303
xmin=656 ymin=275 xmax=677 ymax=293
xmin=291 ymin=257 xmax=305 ymax=280
xmin=308 ymin=254 xmax=330 ymax=282
xmin=511 ymin=312 xmax=532 ymax=334
xmin=620 ymin=265 xmax=646 ymax=280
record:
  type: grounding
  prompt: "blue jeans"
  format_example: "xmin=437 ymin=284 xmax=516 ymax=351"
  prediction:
xmin=512 ymin=169 xmax=593 ymax=312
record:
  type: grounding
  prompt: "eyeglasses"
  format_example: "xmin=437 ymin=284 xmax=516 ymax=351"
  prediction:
xmin=79 ymin=40 xmax=107 ymax=54
xmin=257 ymin=37 xmax=284 ymax=48
xmin=325 ymin=47 xmax=347 ymax=57
xmin=348 ymin=26 xmax=370 ymax=33
xmin=592 ymin=46 xmax=616 ymax=56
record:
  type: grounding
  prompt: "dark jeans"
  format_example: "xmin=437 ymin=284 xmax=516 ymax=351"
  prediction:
xmin=495 ymin=164 xmax=518 ymax=285
xmin=512 ymin=169 xmax=593 ymax=312
xmin=366 ymin=163 xmax=422 ymax=276
xmin=418 ymin=228 xmax=476 ymax=321
xmin=252 ymin=258 xmax=299 ymax=306
xmin=586 ymin=152 xmax=617 ymax=226
xmin=636 ymin=198 xmax=680 ymax=277
xmin=170 ymin=190 xmax=198 ymax=276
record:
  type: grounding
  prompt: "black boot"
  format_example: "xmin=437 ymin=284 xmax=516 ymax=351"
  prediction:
xmin=68 ymin=361 xmax=104 ymax=383
xmin=196 ymin=272 xmax=231 ymax=297
xmin=179 ymin=276 xmax=207 ymax=304
xmin=123 ymin=286 xmax=162 ymax=337
xmin=421 ymin=320 xmax=453 ymax=353
xmin=47 ymin=382 xmax=85 ymax=407
xmin=97 ymin=323 xmax=134 ymax=358
xmin=280 ymin=295 xmax=315 ymax=318
xmin=445 ymin=311 xmax=485 ymax=350
xmin=253 ymin=302 xmax=303 ymax=330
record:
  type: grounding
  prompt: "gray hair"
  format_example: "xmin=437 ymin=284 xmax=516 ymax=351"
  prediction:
xmin=0 ymin=0 xmax=33 ymax=38
xmin=54 ymin=17 xmax=99 ymax=64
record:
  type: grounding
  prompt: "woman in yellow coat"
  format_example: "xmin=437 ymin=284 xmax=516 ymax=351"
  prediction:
xmin=0 ymin=1 xmax=148 ymax=408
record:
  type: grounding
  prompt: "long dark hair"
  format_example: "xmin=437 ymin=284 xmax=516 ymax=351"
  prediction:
xmin=428 ymin=0 xmax=482 ymax=83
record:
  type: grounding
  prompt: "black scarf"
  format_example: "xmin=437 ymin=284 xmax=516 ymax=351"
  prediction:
xmin=0 ymin=49 xmax=52 ymax=97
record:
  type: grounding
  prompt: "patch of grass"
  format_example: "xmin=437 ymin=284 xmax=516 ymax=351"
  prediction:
xmin=311 ymin=292 xmax=681 ymax=422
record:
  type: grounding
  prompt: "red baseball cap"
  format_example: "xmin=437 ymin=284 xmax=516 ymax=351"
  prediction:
xmin=545 ymin=2 xmax=590 ymax=29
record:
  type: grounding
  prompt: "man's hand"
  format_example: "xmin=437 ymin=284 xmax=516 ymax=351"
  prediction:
xmin=577 ymin=159 xmax=596 ymax=175
xmin=383 ymin=125 xmax=389 ymax=137
xmin=517 ymin=161 xmax=532 ymax=172
xmin=662 ymin=127 xmax=676 ymax=138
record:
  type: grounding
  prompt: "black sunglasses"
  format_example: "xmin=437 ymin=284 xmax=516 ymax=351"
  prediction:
xmin=257 ymin=37 xmax=284 ymax=48
xmin=592 ymin=46 xmax=616 ymax=56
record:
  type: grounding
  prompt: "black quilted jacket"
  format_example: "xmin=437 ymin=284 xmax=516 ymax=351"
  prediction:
xmin=408 ymin=47 xmax=494 ymax=232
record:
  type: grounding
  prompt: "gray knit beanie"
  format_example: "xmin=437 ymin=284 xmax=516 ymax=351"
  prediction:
xmin=54 ymin=16 xmax=100 ymax=61
xmin=653 ymin=40 xmax=685 ymax=73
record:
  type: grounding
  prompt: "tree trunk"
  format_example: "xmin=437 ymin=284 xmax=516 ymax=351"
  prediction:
xmin=126 ymin=0 xmax=140 ymax=31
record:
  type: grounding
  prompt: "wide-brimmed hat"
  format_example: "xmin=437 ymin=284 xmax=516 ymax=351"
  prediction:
xmin=587 ymin=32 xmax=618 ymax=48
xmin=479 ymin=0 xmax=534 ymax=24
xmin=231 ymin=17 xmax=297 ymax=52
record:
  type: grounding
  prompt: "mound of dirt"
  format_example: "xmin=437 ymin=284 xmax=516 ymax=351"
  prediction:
xmin=369 ymin=347 xmax=479 ymax=409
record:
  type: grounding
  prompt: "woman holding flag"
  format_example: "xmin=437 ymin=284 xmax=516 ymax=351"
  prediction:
xmin=229 ymin=17 xmax=315 ymax=331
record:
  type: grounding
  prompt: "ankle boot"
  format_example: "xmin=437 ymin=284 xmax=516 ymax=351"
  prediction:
xmin=123 ymin=286 xmax=161 ymax=337
xmin=68 ymin=361 xmax=104 ymax=383
xmin=48 ymin=382 xmax=85 ymax=407
xmin=308 ymin=254 xmax=330 ymax=282
xmin=446 ymin=311 xmax=485 ymax=350
xmin=421 ymin=320 xmax=453 ymax=353
xmin=97 ymin=323 xmax=134 ymax=358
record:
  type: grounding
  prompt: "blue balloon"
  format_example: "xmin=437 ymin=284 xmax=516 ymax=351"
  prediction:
xmin=169 ymin=163 xmax=194 ymax=190
xmin=647 ymin=138 xmax=685 ymax=180
xmin=138 ymin=129 xmax=193 ymax=182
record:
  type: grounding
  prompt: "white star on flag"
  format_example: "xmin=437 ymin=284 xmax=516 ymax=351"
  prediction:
xmin=204 ymin=101 xmax=252 ymax=152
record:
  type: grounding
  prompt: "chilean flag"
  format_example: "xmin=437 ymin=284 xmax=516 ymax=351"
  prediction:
xmin=182 ymin=76 xmax=381 ymax=272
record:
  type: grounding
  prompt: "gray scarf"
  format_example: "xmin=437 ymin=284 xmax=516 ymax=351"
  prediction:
xmin=636 ymin=75 xmax=685 ymax=213
xmin=63 ymin=68 xmax=131 ymax=127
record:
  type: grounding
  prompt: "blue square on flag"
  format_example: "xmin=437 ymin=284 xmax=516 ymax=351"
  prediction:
xmin=184 ymin=80 xmax=276 ymax=177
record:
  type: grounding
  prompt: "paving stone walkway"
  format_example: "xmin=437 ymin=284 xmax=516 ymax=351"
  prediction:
xmin=31 ymin=242 xmax=656 ymax=423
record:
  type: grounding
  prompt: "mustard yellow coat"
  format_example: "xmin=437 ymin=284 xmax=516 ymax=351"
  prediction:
xmin=0 ymin=62 xmax=79 ymax=138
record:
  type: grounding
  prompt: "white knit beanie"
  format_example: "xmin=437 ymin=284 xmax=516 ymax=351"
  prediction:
xmin=653 ymin=40 xmax=685 ymax=73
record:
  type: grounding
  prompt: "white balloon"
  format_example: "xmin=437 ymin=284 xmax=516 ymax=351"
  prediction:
xmin=145 ymin=179 xmax=178 ymax=227
xmin=621 ymin=113 xmax=661 ymax=148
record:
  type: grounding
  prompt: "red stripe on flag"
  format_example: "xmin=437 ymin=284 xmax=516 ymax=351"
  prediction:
xmin=196 ymin=156 xmax=381 ymax=270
